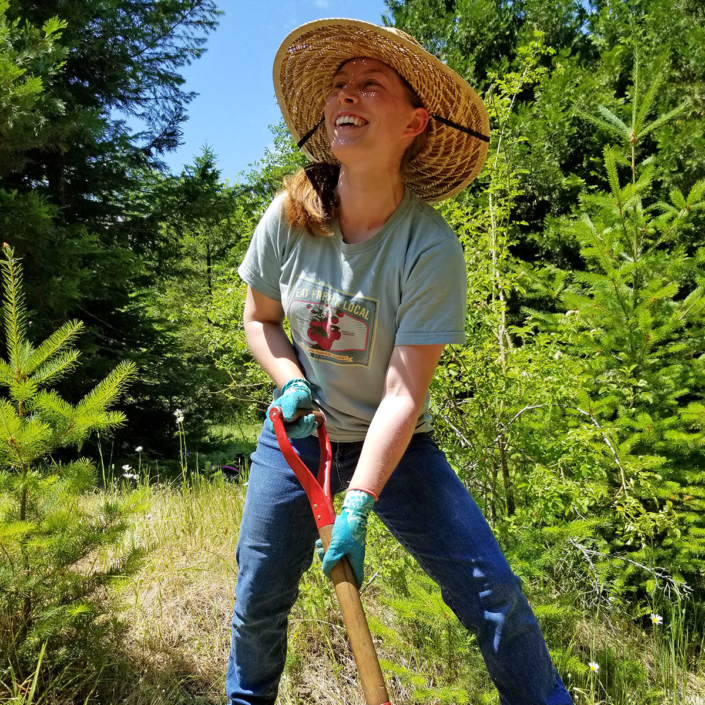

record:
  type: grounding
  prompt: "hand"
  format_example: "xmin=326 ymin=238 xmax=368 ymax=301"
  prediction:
xmin=265 ymin=378 xmax=317 ymax=438
xmin=316 ymin=489 xmax=376 ymax=589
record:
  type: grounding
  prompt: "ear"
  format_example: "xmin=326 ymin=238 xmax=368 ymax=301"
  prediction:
xmin=404 ymin=107 xmax=430 ymax=138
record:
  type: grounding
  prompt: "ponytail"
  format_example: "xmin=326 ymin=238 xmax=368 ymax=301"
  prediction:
xmin=279 ymin=162 xmax=341 ymax=238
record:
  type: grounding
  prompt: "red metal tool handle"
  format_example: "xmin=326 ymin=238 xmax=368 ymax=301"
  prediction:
xmin=268 ymin=406 xmax=335 ymax=528
xmin=268 ymin=406 xmax=391 ymax=705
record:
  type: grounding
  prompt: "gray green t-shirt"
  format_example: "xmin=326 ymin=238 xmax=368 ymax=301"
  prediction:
xmin=238 ymin=186 xmax=467 ymax=442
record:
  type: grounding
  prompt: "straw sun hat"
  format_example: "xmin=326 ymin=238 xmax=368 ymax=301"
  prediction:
xmin=273 ymin=18 xmax=490 ymax=203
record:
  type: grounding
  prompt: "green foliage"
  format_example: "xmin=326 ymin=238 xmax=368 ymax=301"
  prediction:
xmin=0 ymin=0 xmax=67 ymax=175
xmin=0 ymin=246 xmax=141 ymax=680
xmin=532 ymin=138 xmax=705 ymax=581
xmin=388 ymin=0 xmax=705 ymax=265
xmin=432 ymin=30 xmax=559 ymax=523
xmin=197 ymin=124 xmax=307 ymax=419
xmin=516 ymin=63 xmax=705 ymax=596
xmin=428 ymin=27 xmax=704 ymax=635
xmin=146 ymin=140 xmax=298 ymax=435
xmin=0 ymin=0 xmax=703 ymax=699
xmin=0 ymin=0 xmax=220 ymax=459
xmin=574 ymin=54 xmax=690 ymax=180
xmin=357 ymin=518 xmax=704 ymax=705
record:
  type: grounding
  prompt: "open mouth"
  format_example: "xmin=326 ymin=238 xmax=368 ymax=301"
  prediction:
xmin=335 ymin=115 xmax=368 ymax=128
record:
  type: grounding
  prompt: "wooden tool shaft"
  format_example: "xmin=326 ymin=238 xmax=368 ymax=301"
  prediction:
xmin=290 ymin=408 xmax=325 ymax=425
xmin=318 ymin=524 xmax=390 ymax=705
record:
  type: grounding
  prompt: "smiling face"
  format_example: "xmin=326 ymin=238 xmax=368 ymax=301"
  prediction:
xmin=323 ymin=57 xmax=429 ymax=171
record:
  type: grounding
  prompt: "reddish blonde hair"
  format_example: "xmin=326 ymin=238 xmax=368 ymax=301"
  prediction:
xmin=279 ymin=72 xmax=428 ymax=237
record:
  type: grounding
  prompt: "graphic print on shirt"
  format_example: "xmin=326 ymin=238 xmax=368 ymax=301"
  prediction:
xmin=288 ymin=277 xmax=378 ymax=366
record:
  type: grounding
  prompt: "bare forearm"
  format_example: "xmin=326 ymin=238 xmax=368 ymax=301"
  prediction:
xmin=349 ymin=394 xmax=420 ymax=497
xmin=244 ymin=320 xmax=304 ymax=389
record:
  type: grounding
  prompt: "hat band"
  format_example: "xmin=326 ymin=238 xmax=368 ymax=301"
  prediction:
xmin=297 ymin=114 xmax=490 ymax=150
xmin=297 ymin=116 xmax=326 ymax=149
xmin=429 ymin=114 xmax=490 ymax=143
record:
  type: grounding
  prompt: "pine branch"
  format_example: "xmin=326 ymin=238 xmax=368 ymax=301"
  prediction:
xmin=634 ymin=70 xmax=662 ymax=136
xmin=597 ymin=105 xmax=629 ymax=137
xmin=669 ymin=188 xmax=687 ymax=211
xmin=9 ymin=377 xmax=38 ymax=407
xmin=0 ymin=359 xmax=15 ymax=386
xmin=25 ymin=321 xmax=84 ymax=377
xmin=0 ymin=399 xmax=51 ymax=466
xmin=31 ymin=350 xmax=81 ymax=388
xmin=74 ymin=361 xmax=137 ymax=416
xmin=29 ymin=389 xmax=74 ymax=420
xmin=687 ymin=179 xmax=705 ymax=204
xmin=573 ymin=107 xmax=626 ymax=139
xmin=0 ymin=246 xmax=29 ymax=375
xmin=638 ymin=100 xmax=690 ymax=141
xmin=0 ymin=399 xmax=24 ymax=453
xmin=677 ymin=286 xmax=705 ymax=322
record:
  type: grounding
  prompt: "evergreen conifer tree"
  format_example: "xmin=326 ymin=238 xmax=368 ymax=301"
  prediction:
xmin=553 ymin=146 xmax=705 ymax=582
xmin=530 ymin=61 xmax=705 ymax=591
xmin=0 ymin=244 xmax=139 ymax=676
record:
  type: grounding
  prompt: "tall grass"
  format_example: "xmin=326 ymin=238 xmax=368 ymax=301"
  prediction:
xmin=3 ymin=466 xmax=702 ymax=704
xmin=87 ymin=472 xmax=246 ymax=704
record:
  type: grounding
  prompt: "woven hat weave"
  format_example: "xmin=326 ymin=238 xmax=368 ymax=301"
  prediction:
xmin=273 ymin=18 xmax=490 ymax=203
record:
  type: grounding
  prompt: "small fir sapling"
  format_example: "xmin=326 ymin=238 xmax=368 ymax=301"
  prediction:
xmin=0 ymin=244 xmax=140 ymax=673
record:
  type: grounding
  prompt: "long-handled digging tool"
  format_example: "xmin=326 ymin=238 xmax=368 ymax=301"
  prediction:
xmin=268 ymin=406 xmax=391 ymax=705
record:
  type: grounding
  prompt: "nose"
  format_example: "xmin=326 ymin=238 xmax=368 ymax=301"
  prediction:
xmin=337 ymin=83 xmax=359 ymax=103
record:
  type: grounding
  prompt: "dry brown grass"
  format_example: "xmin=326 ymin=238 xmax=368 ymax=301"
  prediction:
xmin=99 ymin=478 xmax=398 ymax=705
xmin=101 ymin=477 xmax=243 ymax=703
xmin=89 ymin=478 xmax=704 ymax=705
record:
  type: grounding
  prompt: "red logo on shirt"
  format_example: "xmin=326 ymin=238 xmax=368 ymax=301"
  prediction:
xmin=288 ymin=279 xmax=378 ymax=366
xmin=306 ymin=304 xmax=344 ymax=351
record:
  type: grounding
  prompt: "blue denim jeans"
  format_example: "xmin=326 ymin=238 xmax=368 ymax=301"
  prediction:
xmin=226 ymin=427 xmax=573 ymax=705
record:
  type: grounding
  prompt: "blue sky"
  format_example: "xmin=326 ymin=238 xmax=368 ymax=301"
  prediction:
xmin=163 ymin=0 xmax=390 ymax=183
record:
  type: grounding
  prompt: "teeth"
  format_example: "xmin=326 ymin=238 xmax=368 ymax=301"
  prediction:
xmin=335 ymin=115 xmax=367 ymax=127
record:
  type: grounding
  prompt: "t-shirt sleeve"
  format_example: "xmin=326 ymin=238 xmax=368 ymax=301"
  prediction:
xmin=395 ymin=236 xmax=467 ymax=346
xmin=237 ymin=197 xmax=284 ymax=302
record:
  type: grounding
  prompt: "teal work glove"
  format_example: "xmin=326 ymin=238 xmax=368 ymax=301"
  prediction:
xmin=265 ymin=378 xmax=317 ymax=439
xmin=316 ymin=489 xmax=376 ymax=589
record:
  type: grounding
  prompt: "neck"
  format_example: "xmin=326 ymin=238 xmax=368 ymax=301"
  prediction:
xmin=336 ymin=164 xmax=405 ymax=244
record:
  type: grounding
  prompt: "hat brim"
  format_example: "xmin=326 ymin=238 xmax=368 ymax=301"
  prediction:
xmin=273 ymin=18 xmax=490 ymax=203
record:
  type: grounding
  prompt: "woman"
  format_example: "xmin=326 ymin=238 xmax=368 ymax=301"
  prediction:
xmin=227 ymin=19 xmax=573 ymax=705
